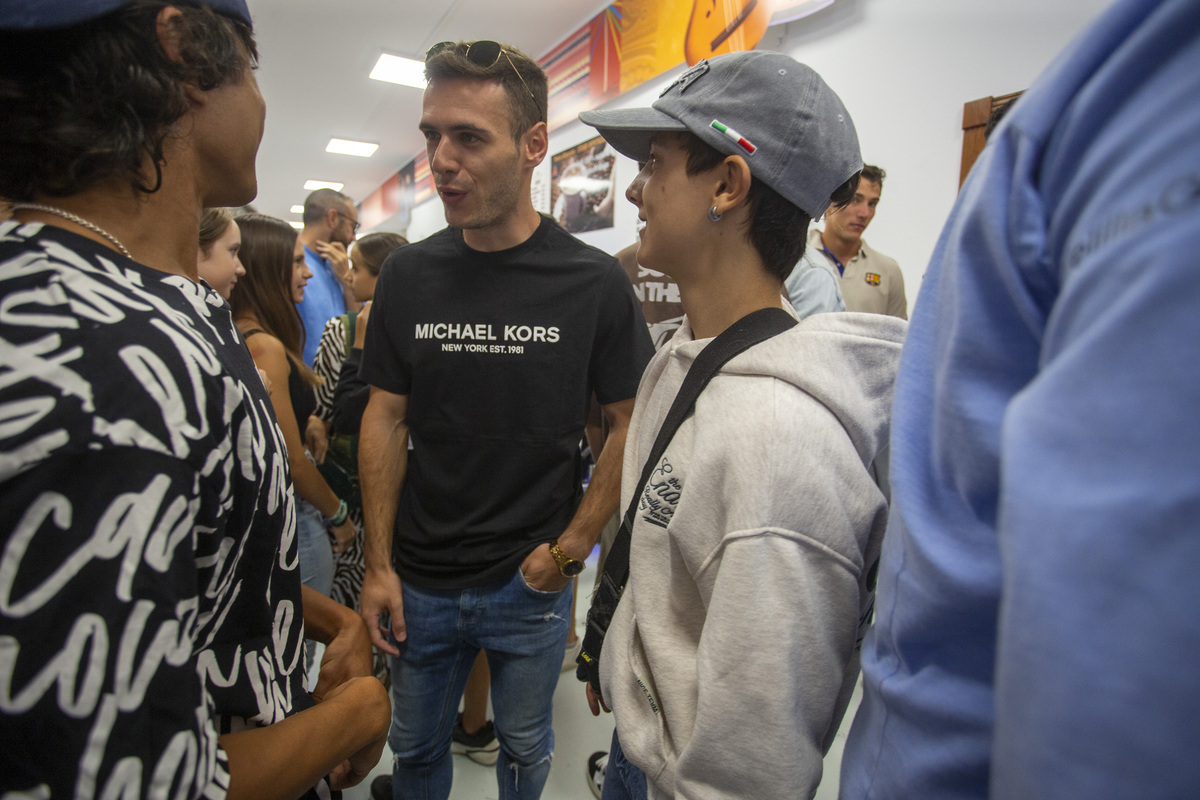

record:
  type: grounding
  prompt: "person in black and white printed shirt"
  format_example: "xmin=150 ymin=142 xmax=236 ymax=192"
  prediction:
xmin=0 ymin=2 xmax=388 ymax=798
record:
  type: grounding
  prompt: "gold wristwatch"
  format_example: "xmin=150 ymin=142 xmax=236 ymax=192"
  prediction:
xmin=549 ymin=541 xmax=585 ymax=577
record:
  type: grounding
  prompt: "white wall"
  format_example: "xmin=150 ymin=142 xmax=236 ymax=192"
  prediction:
xmin=410 ymin=0 xmax=1116 ymax=313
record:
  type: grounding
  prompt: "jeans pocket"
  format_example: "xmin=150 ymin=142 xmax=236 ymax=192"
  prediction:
xmin=515 ymin=567 xmax=566 ymax=597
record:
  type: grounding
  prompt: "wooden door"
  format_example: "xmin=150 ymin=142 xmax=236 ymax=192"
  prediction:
xmin=960 ymin=91 xmax=1022 ymax=188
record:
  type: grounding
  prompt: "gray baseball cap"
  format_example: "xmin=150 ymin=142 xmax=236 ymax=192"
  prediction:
xmin=579 ymin=51 xmax=861 ymax=219
xmin=1 ymin=0 xmax=252 ymax=29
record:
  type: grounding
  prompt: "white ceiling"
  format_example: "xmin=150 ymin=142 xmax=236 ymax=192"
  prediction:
xmin=247 ymin=0 xmax=611 ymax=223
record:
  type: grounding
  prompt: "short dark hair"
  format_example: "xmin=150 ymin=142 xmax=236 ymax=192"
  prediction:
xmin=424 ymin=41 xmax=548 ymax=142
xmin=352 ymin=231 xmax=408 ymax=277
xmin=0 ymin=1 xmax=257 ymax=200
xmin=302 ymin=188 xmax=353 ymax=226
xmin=682 ymin=134 xmax=859 ymax=282
xmin=860 ymin=164 xmax=886 ymax=189
xmin=230 ymin=213 xmax=318 ymax=386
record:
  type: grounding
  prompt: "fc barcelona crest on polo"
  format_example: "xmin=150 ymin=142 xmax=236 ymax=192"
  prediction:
xmin=864 ymin=273 xmax=882 ymax=286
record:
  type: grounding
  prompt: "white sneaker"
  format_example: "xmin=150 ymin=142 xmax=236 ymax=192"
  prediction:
xmin=586 ymin=750 xmax=608 ymax=799
xmin=451 ymin=712 xmax=499 ymax=766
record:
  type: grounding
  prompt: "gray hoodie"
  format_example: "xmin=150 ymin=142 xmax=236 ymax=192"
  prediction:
xmin=600 ymin=308 xmax=905 ymax=799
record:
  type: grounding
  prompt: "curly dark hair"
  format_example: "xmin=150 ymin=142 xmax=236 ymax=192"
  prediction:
xmin=0 ymin=1 xmax=257 ymax=200
xmin=682 ymin=134 xmax=859 ymax=282
xmin=424 ymin=41 xmax=548 ymax=143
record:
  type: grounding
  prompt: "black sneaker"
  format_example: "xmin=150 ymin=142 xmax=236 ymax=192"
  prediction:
xmin=369 ymin=774 xmax=391 ymax=800
xmin=451 ymin=711 xmax=500 ymax=766
xmin=586 ymin=750 xmax=608 ymax=799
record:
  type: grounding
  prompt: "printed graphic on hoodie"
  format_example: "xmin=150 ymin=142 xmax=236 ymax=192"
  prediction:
xmin=639 ymin=456 xmax=682 ymax=528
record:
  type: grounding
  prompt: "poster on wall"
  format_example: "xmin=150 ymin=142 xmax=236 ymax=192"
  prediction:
xmin=551 ymin=135 xmax=617 ymax=234
xmin=356 ymin=158 xmax=418 ymax=235
xmin=357 ymin=172 xmax=398 ymax=233
xmin=532 ymin=164 xmax=551 ymax=215
xmin=541 ymin=0 xmax=843 ymax=131
xmin=413 ymin=151 xmax=434 ymax=205
xmin=395 ymin=158 xmax=416 ymax=234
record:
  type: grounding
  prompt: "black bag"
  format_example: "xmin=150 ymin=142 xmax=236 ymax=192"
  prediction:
xmin=318 ymin=432 xmax=360 ymax=511
xmin=576 ymin=307 xmax=797 ymax=698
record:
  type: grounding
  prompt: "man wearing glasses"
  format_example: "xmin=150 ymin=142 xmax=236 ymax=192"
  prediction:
xmin=358 ymin=40 xmax=653 ymax=800
xmin=298 ymin=186 xmax=360 ymax=364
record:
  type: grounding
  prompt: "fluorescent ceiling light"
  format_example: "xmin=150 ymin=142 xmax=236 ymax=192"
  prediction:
xmin=290 ymin=205 xmax=304 ymax=214
xmin=289 ymin=221 xmax=304 ymax=230
xmin=304 ymin=180 xmax=344 ymax=191
xmin=327 ymin=138 xmax=379 ymax=158
xmin=370 ymin=54 xmax=427 ymax=89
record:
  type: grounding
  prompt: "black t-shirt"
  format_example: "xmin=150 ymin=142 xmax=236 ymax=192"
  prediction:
xmin=288 ymin=359 xmax=317 ymax=433
xmin=361 ymin=216 xmax=653 ymax=588
xmin=0 ymin=222 xmax=309 ymax=795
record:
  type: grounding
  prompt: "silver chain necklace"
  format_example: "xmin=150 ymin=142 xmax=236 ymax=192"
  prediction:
xmin=10 ymin=202 xmax=132 ymax=258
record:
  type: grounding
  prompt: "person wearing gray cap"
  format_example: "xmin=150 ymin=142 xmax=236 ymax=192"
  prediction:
xmin=0 ymin=2 xmax=388 ymax=798
xmin=575 ymin=51 xmax=906 ymax=799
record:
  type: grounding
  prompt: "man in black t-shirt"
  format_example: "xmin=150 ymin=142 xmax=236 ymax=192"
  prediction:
xmin=358 ymin=41 xmax=652 ymax=800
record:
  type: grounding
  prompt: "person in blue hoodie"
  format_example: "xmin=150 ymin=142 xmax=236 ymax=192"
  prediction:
xmin=839 ymin=0 xmax=1200 ymax=797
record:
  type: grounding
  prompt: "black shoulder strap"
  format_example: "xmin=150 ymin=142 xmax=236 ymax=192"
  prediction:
xmin=607 ymin=306 xmax=796 ymax=590
xmin=578 ymin=306 xmax=797 ymax=688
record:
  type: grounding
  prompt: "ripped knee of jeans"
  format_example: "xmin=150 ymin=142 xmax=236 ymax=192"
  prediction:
xmin=508 ymin=750 xmax=554 ymax=790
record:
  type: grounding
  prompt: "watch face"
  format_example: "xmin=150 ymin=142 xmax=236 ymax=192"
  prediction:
xmin=562 ymin=559 xmax=585 ymax=577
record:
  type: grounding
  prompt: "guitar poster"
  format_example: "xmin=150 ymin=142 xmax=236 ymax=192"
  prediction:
xmin=542 ymin=0 xmax=840 ymax=131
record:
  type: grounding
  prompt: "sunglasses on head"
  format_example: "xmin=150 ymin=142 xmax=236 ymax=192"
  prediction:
xmin=425 ymin=40 xmax=535 ymax=101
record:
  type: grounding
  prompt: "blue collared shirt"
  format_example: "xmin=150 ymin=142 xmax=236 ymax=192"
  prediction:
xmin=297 ymin=244 xmax=346 ymax=365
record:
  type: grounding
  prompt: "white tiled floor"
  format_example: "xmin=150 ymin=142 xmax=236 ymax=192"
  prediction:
xmin=342 ymin=556 xmax=858 ymax=800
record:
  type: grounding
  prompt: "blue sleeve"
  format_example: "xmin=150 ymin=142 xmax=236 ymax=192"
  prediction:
xmin=297 ymin=249 xmax=346 ymax=366
xmin=843 ymin=5 xmax=1200 ymax=797
xmin=988 ymin=5 xmax=1200 ymax=796
xmin=784 ymin=250 xmax=845 ymax=319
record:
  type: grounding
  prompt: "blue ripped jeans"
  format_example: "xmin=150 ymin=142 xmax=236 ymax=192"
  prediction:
xmin=296 ymin=498 xmax=334 ymax=675
xmin=387 ymin=569 xmax=572 ymax=800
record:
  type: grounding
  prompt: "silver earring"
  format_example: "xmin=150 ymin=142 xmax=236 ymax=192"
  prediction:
xmin=708 ymin=206 xmax=722 ymax=222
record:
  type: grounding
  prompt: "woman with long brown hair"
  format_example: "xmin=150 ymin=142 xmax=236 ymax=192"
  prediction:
xmin=230 ymin=214 xmax=354 ymax=621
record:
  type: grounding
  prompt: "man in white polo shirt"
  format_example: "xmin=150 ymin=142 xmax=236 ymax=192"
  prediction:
xmin=813 ymin=164 xmax=907 ymax=319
